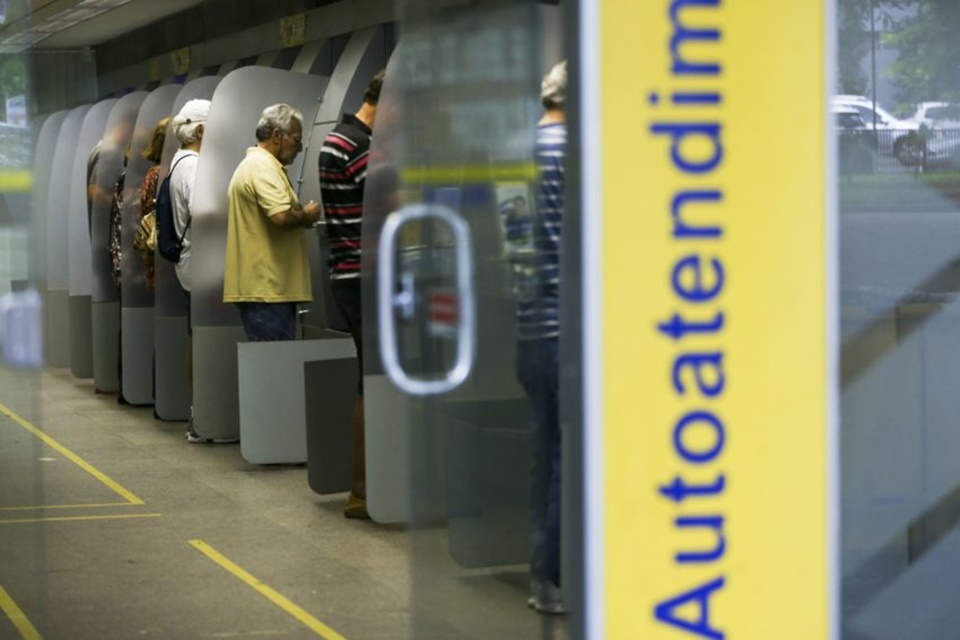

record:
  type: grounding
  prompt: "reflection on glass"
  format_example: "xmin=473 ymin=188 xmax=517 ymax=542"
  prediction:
xmin=839 ymin=1 xmax=960 ymax=638
xmin=362 ymin=2 xmax=568 ymax=636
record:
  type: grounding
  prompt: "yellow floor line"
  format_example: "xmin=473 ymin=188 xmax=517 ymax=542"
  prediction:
xmin=0 ymin=513 xmax=162 ymax=525
xmin=0 ymin=502 xmax=135 ymax=513
xmin=0 ymin=583 xmax=42 ymax=640
xmin=189 ymin=540 xmax=346 ymax=640
xmin=0 ymin=402 xmax=145 ymax=506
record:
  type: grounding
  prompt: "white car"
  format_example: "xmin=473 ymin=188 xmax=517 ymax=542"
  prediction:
xmin=831 ymin=95 xmax=925 ymax=165
xmin=909 ymin=101 xmax=960 ymax=129
xmin=833 ymin=105 xmax=875 ymax=173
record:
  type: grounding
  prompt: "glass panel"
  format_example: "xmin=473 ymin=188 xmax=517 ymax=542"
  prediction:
xmin=363 ymin=2 xmax=569 ymax=636
xmin=838 ymin=1 xmax=960 ymax=638
xmin=3 ymin=44 xmax=96 ymax=637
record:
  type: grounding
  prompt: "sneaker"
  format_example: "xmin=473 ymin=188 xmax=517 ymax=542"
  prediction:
xmin=185 ymin=430 xmax=239 ymax=444
xmin=185 ymin=420 xmax=238 ymax=444
xmin=185 ymin=429 xmax=210 ymax=443
xmin=185 ymin=413 xmax=207 ymax=443
xmin=530 ymin=579 xmax=567 ymax=615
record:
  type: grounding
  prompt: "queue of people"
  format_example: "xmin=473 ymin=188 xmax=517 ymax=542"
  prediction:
xmin=100 ymin=63 xmax=569 ymax=615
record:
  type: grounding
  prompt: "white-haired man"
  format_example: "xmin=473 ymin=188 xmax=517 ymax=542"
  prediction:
xmin=223 ymin=103 xmax=321 ymax=342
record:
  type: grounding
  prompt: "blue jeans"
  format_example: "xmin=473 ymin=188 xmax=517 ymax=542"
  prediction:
xmin=516 ymin=337 xmax=560 ymax=586
xmin=236 ymin=302 xmax=297 ymax=341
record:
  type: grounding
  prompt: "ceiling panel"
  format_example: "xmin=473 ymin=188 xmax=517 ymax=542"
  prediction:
xmin=1 ymin=0 xmax=207 ymax=49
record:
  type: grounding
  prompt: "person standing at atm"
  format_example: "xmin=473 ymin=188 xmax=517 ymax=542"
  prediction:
xmin=223 ymin=103 xmax=321 ymax=341
xmin=317 ymin=70 xmax=385 ymax=520
xmin=169 ymin=99 xmax=212 ymax=443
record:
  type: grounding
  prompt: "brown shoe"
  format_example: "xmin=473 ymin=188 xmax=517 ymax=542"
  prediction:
xmin=344 ymin=493 xmax=370 ymax=519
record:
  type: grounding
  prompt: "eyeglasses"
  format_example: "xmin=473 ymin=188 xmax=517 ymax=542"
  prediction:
xmin=281 ymin=131 xmax=302 ymax=147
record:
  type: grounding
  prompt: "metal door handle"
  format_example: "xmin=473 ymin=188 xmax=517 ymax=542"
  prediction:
xmin=378 ymin=204 xmax=476 ymax=396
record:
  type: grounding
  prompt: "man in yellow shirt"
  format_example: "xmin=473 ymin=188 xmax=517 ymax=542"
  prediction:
xmin=223 ymin=103 xmax=321 ymax=340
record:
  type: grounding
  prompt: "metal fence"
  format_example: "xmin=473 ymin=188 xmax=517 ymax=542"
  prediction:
xmin=838 ymin=128 xmax=960 ymax=175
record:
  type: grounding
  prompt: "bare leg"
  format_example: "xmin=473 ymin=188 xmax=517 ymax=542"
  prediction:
xmin=344 ymin=396 xmax=369 ymax=519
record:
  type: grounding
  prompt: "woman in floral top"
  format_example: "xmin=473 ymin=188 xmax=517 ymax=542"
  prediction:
xmin=109 ymin=168 xmax=126 ymax=290
xmin=138 ymin=117 xmax=169 ymax=290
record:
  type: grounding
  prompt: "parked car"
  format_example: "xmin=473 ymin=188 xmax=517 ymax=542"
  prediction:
xmin=908 ymin=101 xmax=960 ymax=129
xmin=832 ymin=95 xmax=925 ymax=165
xmin=833 ymin=105 xmax=875 ymax=174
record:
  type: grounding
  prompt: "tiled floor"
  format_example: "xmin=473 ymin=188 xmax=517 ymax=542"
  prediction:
xmin=0 ymin=366 xmax=567 ymax=639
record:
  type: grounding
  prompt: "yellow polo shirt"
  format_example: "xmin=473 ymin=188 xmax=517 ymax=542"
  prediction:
xmin=223 ymin=147 xmax=312 ymax=303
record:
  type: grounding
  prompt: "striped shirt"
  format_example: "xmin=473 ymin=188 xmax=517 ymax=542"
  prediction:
xmin=515 ymin=121 xmax=566 ymax=341
xmin=318 ymin=114 xmax=371 ymax=283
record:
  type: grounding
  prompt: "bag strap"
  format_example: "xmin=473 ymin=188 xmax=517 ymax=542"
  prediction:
xmin=167 ymin=153 xmax=195 ymax=246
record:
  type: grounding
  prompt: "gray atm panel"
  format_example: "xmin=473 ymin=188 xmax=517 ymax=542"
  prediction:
xmin=69 ymin=100 xmax=117 ymax=380
xmin=33 ymin=112 xmax=65 ymax=289
xmin=121 ymin=85 xmax=182 ymax=405
xmin=91 ymin=91 xmax=148 ymax=394
xmin=47 ymin=106 xmax=89 ymax=368
xmin=33 ymin=111 xmax=67 ymax=363
xmin=154 ymin=77 xmax=220 ymax=422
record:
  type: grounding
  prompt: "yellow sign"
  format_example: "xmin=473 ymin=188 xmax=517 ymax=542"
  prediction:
xmin=171 ymin=47 xmax=190 ymax=75
xmin=0 ymin=170 xmax=32 ymax=192
xmin=597 ymin=2 xmax=832 ymax=638
xmin=281 ymin=14 xmax=306 ymax=48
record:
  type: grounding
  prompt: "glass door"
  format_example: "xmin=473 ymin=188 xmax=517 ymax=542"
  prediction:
xmin=364 ymin=2 xmax=572 ymax=636
xmin=837 ymin=1 xmax=960 ymax=638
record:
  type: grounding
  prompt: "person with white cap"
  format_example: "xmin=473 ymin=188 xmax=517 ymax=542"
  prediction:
xmin=169 ymin=98 xmax=216 ymax=443
xmin=169 ymin=98 xmax=209 ymax=297
xmin=515 ymin=60 xmax=568 ymax=615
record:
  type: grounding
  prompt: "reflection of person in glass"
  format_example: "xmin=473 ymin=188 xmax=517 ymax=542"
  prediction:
xmin=223 ymin=104 xmax=321 ymax=342
xmin=317 ymin=70 xmax=385 ymax=520
xmin=516 ymin=61 xmax=567 ymax=615
xmin=503 ymin=194 xmax=532 ymax=247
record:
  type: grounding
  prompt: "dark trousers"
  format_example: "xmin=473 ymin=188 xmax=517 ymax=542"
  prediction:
xmin=236 ymin=302 xmax=297 ymax=341
xmin=516 ymin=337 xmax=560 ymax=586
xmin=331 ymin=284 xmax=364 ymax=395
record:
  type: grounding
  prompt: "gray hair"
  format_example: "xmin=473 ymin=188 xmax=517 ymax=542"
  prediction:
xmin=255 ymin=103 xmax=303 ymax=141
xmin=541 ymin=61 xmax=567 ymax=110
xmin=174 ymin=120 xmax=203 ymax=145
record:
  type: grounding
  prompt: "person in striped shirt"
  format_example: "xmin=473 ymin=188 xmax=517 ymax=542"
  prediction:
xmin=318 ymin=69 xmax=385 ymax=520
xmin=516 ymin=60 xmax=568 ymax=615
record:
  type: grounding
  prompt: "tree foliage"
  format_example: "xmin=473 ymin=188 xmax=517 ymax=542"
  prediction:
xmin=0 ymin=56 xmax=25 ymax=99
xmin=837 ymin=0 xmax=905 ymax=95
xmin=838 ymin=0 xmax=872 ymax=94
xmin=884 ymin=0 xmax=960 ymax=105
